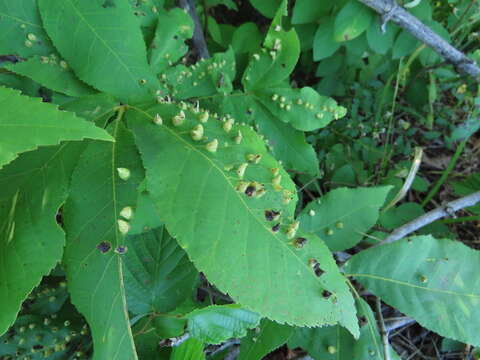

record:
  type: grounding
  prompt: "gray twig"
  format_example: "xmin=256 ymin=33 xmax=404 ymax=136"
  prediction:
xmin=376 ymin=298 xmax=391 ymax=360
xmin=382 ymin=191 xmax=480 ymax=244
xmin=159 ymin=332 xmax=190 ymax=347
xmin=357 ymin=0 xmax=480 ymax=79
xmin=178 ymin=0 xmax=210 ymax=59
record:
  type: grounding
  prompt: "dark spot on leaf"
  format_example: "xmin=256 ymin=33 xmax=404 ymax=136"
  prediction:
xmin=173 ymin=35 xmax=179 ymax=40
xmin=294 ymin=237 xmax=307 ymax=248
xmin=245 ymin=185 xmax=256 ymax=197
xmin=264 ymin=210 xmax=280 ymax=221
xmin=96 ymin=241 xmax=112 ymax=253
xmin=32 ymin=345 xmax=43 ymax=350
xmin=281 ymin=63 xmax=286 ymax=68
xmin=322 ymin=290 xmax=332 ymax=299
xmin=271 ymin=223 xmax=280 ymax=232
xmin=115 ymin=246 xmax=128 ymax=254
xmin=359 ymin=315 xmax=368 ymax=327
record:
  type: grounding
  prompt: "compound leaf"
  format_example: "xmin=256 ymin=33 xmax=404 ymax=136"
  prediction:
xmin=299 ymin=187 xmax=392 ymax=251
xmin=345 ymin=236 xmax=480 ymax=346
xmin=38 ymin=0 xmax=158 ymax=101
xmin=0 ymin=86 xmax=112 ymax=169
xmin=0 ymin=143 xmax=83 ymax=335
xmin=64 ymin=120 xmax=143 ymax=359
xmin=128 ymin=103 xmax=358 ymax=334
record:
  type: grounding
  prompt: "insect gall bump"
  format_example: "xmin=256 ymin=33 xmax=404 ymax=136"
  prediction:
xmin=271 ymin=223 xmax=280 ymax=232
xmin=236 ymin=163 xmax=248 ymax=179
xmin=335 ymin=221 xmax=344 ymax=229
xmin=118 ymin=219 xmax=130 ymax=235
xmin=120 ymin=206 xmax=133 ymax=220
xmin=294 ymin=237 xmax=307 ymax=248
xmin=206 ymin=139 xmax=218 ymax=153
xmin=190 ymin=124 xmax=204 ymax=141
xmin=116 ymin=167 xmax=131 ymax=181
xmin=153 ymin=113 xmax=163 ymax=125
xmin=115 ymin=246 xmax=128 ymax=254
xmin=245 ymin=184 xmax=256 ymax=197
xmin=308 ymin=209 xmax=315 ymax=216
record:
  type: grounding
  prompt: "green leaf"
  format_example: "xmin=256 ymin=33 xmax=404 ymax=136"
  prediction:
xmin=249 ymin=0 xmax=283 ymax=18
xmin=38 ymin=0 xmax=158 ymax=101
xmin=64 ymin=120 xmax=143 ymax=359
xmin=128 ymin=103 xmax=358 ymax=334
xmin=299 ymin=187 xmax=392 ymax=251
xmin=124 ymin=226 xmax=198 ymax=315
xmin=148 ymin=8 xmax=193 ymax=74
xmin=0 ymin=86 xmax=112 ymax=169
xmin=232 ymin=23 xmax=263 ymax=54
xmin=4 ymin=56 xmax=96 ymax=97
xmin=238 ymin=319 xmax=293 ymax=360
xmin=163 ymin=49 xmax=236 ymax=100
xmin=60 ymin=93 xmax=119 ymax=127
xmin=313 ymin=19 xmax=341 ymax=61
xmin=255 ymin=87 xmax=346 ymax=131
xmin=366 ymin=17 xmax=397 ymax=55
xmin=242 ymin=17 xmax=300 ymax=91
xmin=392 ymin=31 xmax=419 ymax=59
xmin=334 ymin=1 xmax=373 ymax=42
xmin=288 ymin=298 xmax=400 ymax=360
xmin=0 ymin=144 xmax=83 ymax=336
xmin=170 ymin=338 xmax=205 ymax=360
xmin=452 ymin=173 xmax=480 ymax=214
xmin=186 ymin=305 xmax=261 ymax=344
xmin=128 ymin=181 xmax=164 ymax=235
xmin=292 ymin=0 xmax=333 ymax=25
xmin=345 ymin=236 xmax=480 ymax=346
xmin=0 ymin=0 xmax=55 ymax=58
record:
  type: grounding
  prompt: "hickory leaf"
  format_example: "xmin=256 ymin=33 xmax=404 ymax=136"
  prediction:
xmin=0 ymin=86 xmax=112 ymax=169
xmin=299 ymin=187 xmax=392 ymax=251
xmin=345 ymin=236 xmax=480 ymax=346
xmin=124 ymin=226 xmax=198 ymax=315
xmin=38 ymin=0 xmax=158 ymax=102
xmin=170 ymin=338 xmax=205 ymax=360
xmin=128 ymin=103 xmax=359 ymax=335
xmin=0 ymin=144 xmax=83 ymax=336
xmin=63 ymin=119 xmax=143 ymax=359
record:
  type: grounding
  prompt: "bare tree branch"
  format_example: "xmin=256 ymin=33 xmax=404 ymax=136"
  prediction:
xmin=381 ymin=191 xmax=480 ymax=244
xmin=357 ymin=0 xmax=480 ymax=80
xmin=178 ymin=0 xmax=210 ymax=59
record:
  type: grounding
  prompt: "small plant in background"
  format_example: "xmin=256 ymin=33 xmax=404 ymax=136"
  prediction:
xmin=0 ymin=0 xmax=479 ymax=359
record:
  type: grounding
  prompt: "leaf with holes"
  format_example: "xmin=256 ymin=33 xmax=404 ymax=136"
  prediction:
xmin=124 ymin=226 xmax=198 ymax=315
xmin=345 ymin=236 xmax=480 ymax=346
xmin=299 ymin=187 xmax=392 ymax=251
xmin=127 ymin=102 xmax=358 ymax=335
xmin=38 ymin=0 xmax=158 ymax=101
xmin=63 ymin=120 xmax=143 ymax=359
xmin=0 ymin=86 xmax=112 ymax=169
xmin=0 ymin=143 xmax=84 ymax=336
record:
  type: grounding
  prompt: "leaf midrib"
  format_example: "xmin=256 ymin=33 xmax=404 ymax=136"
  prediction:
xmin=130 ymin=106 xmax=321 ymax=284
xmin=347 ymin=273 xmax=480 ymax=298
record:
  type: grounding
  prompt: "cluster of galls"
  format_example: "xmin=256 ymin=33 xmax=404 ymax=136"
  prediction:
xmin=39 ymin=53 xmax=68 ymax=69
xmin=0 ymin=316 xmax=90 ymax=360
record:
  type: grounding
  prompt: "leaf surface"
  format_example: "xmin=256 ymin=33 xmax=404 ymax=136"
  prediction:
xmin=345 ymin=236 xmax=480 ymax=346
xmin=170 ymin=338 xmax=205 ymax=360
xmin=334 ymin=1 xmax=373 ymax=42
xmin=128 ymin=103 xmax=358 ymax=334
xmin=0 ymin=0 xmax=55 ymax=57
xmin=4 ymin=56 xmax=96 ymax=97
xmin=64 ymin=120 xmax=143 ymax=359
xmin=186 ymin=305 xmax=261 ymax=344
xmin=124 ymin=227 xmax=198 ymax=315
xmin=299 ymin=187 xmax=391 ymax=251
xmin=0 ymin=86 xmax=112 ymax=169
xmin=0 ymin=144 xmax=83 ymax=335
xmin=38 ymin=0 xmax=158 ymax=101
xmin=238 ymin=319 xmax=293 ymax=360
